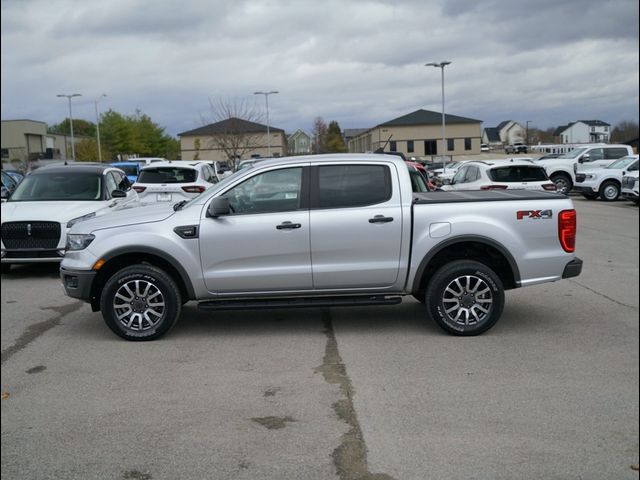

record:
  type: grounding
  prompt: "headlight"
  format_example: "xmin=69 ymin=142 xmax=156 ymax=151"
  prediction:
xmin=66 ymin=234 xmax=95 ymax=251
xmin=67 ymin=212 xmax=96 ymax=228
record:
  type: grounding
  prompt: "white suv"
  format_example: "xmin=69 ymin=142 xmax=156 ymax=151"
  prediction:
xmin=133 ymin=161 xmax=218 ymax=204
xmin=441 ymin=159 xmax=556 ymax=192
xmin=573 ymin=155 xmax=639 ymax=201
xmin=621 ymin=171 xmax=639 ymax=205
xmin=535 ymin=144 xmax=634 ymax=194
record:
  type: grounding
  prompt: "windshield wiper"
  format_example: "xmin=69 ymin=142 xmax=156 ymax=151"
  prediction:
xmin=173 ymin=200 xmax=188 ymax=211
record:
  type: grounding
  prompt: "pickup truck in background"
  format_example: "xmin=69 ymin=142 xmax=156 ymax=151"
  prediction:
xmin=504 ymin=142 xmax=528 ymax=154
xmin=60 ymin=154 xmax=582 ymax=341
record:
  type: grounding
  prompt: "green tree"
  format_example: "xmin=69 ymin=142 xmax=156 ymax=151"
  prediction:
xmin=48 ymin=118 xmax=96 ymax=137
xmin=74 ymin=138 xmax=112 ymax=162
xmin=326 ymin=120 xmax=347 ymax=153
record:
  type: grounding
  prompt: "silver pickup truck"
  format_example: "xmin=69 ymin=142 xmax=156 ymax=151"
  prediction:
xmin=60 ymin=154 xmax=582 ymax=341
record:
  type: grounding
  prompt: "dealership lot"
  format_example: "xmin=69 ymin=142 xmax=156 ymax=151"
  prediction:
xmin=1 ymin=198 xmax=638 ymax=480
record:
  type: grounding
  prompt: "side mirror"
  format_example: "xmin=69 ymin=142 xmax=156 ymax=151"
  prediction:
xmin=442 ymin=179 xmax=451 ymax=185
xmin=111 ymin=189 xmax=127 ymax=198
xmin=207 ymin=197 xmax=230 ymax=218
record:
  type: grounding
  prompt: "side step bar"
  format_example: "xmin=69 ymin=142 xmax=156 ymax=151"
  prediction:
xmin=198 ymin=295 xmax=403 ymax=311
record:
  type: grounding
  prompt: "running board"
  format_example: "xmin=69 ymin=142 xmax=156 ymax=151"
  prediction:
xmin=197 ymin=295 xmax=402 ymax=311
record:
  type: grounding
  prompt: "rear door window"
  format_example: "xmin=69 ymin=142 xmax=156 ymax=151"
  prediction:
xmin=313 ymin=164 xmax=391 ymax=208
xmin=604 ymin=147 xmax=630 ymax=159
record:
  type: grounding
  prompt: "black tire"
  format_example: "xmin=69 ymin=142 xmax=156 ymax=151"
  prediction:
xmin=550 ymin=173 xmax=573 ymax=195
xmin=599 ymin=181 xmax=620 ymax=202
xmin=425 ymin=260 xmax=505 ymax=336
xmin=1 ymin=264 xmax=11 ymax=274
xmin=581 ymin=192 xmax=599 ymax=200
xmin=100 ymin=264 xmax=182 ymax=341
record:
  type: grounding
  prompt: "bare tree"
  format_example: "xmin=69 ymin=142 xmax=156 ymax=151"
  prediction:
xmin=611 ymin=120 xmax=639 ymax=143
xmin=202 ymin=97 xmax=265 ymax=169
xmin=312 ymin=117 xmax=328 ymax=154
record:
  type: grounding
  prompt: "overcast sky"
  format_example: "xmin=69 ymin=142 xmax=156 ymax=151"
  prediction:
xmin=2 ymin=0 xmax=638 ymax=137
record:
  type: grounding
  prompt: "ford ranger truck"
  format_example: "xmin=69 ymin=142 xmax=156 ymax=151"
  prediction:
xmin=60 ymin=154 xmax=582 ymax=341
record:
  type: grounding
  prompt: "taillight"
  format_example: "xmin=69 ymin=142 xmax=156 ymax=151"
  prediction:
xmin=182 ymin=185 xmax=206 ymax=193
xmin=133 ymin=186 xmax=146 ymax=193
xmin=480 ymin=185 xmax=508 ymax=190
xmin=542 ymin=183 xmax=557 ymax=191
xmin=558 ymin=209 xmax=576 ymax=253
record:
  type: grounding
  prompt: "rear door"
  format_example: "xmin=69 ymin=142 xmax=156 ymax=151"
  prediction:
xmin=309 ymin=162 xmax=403 ymax=289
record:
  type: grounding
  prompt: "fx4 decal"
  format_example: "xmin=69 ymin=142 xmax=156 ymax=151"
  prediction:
xmin=516 ymin=209 xmax=553 ymax=220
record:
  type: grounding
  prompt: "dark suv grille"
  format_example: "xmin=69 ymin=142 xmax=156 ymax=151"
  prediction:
xmin=1 ymin=222 xmax=61 ymax=249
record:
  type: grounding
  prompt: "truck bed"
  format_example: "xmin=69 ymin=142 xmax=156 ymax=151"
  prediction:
xmin=413 ymin=190 xmax=566 ymax=204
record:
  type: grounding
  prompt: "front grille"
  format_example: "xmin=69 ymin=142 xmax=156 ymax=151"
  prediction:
xmin=575 ymin=174 xmax=586 ymax=183
xmin=622 ymin=177 xmax=635 ymax=189
xmin=1 ymin=222 xmax=61 ymax=249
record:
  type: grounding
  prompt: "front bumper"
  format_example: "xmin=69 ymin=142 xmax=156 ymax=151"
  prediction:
xmin=60 ymin=267 xmax=96 ymax=303
xmin=562 ymin=258 xmax=583 ymax=279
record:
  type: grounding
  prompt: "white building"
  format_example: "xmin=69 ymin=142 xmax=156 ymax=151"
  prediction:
xmin=553 ymin=120 xmax=610 ymax=144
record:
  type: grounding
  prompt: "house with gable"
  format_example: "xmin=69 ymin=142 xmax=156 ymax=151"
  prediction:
xmin=553 ymin=120 xmax=611 ymax=144
xmin=482 ymin=120 xmax=526 ymax=149
xmin=287 ymin=129 xmax=312 ymax=155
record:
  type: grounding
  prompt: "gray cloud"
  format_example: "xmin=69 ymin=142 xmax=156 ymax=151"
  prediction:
xmin=1 ymin=0 xmax=638 ymax=137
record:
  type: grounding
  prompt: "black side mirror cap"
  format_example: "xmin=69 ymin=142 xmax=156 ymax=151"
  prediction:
xmin=207 ymin=197 xmax=230 ymax=218
xmin=111 ymin=189 xmax=127 ymax=198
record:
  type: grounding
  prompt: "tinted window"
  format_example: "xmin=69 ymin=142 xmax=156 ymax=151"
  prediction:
xmin=604 ymin=148 xmax=629 ymax=159
xmin=447 ymin=139 xmax=454 ymax=151
xmin=10 ymin=172 xmax=102 ymax=201
xmin=451 ymin=166 xmax=467 ymax=184
xmin=316 ymin=165 xmax=391 ymax=208
xmin=464 ymin=166 xmax=479 ymax=182
xmin=464 ymin=138 xmax=472 ymax=150
xmin=407 ymin=140 xmax=414 ymax=153
xmin=223 ymin=167 xmax=303 ymax=214
xmin=138 ymin=167 xmax=197 ymax=184
xmin=586 ymin=148 xmax=604 ymax=161
xmin=105 ymin=172 xmax=118 ymax=197
xmin=489 ymin=166 xmax=548 ymax=182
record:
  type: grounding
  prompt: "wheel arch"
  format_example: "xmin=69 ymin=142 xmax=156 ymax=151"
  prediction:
xmin=411 ymin=236 xmax=520 ymax=296
xmin=89 ymin=246 xmax=196 ymax=311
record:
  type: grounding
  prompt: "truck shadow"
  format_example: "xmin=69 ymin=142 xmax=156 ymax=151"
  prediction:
xmin=2 ymin=263 xmax=60 ymax=279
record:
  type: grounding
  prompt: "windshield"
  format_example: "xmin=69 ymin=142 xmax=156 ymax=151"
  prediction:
xmin=606 ymin=156 xmax=637 ymax=169
xmin=558 ymin=147 xmax=589 ymax=159
xmin=9 ymin=172 xmax=102 ymax=201
xmin=138 ymin=167 xmax=197 ymax=183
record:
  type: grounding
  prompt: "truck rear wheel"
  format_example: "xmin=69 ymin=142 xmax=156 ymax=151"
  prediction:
xmin=425 ymin=260 xmax=504 ymax=336
xmin=100 ymin=264 xmax=182 ymax=341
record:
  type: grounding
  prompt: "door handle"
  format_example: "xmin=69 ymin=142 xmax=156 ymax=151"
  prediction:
xmin=368 ymin=215 xmax=394 ymax=224
xmin=276 ymin=222 xmax=302 ymax=230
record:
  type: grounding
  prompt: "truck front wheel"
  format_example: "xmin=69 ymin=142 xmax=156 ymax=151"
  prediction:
xmin=425 ymin=260 xmax=504 ymax=336
xmin=100 ymin=264 xmax=182 ymax=341
xmin=550 ymin=173 xmax=572 ymax=195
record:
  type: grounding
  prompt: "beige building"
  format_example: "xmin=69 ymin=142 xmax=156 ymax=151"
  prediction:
xmin=179 ymin=118 xmax=288 ymax=161
xmin=1 ymin=119 xmax=78 ymax=163
xmin=348 ymin=109 xmax=483 ymax=159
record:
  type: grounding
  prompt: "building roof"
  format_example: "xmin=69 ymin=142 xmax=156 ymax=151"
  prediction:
xmin=484 ymin=128 xmax=501 ymax=142
xmin=343 ymin=128 xmax=369 ymax=138
xmin=287 ymin=129 xmax=310 ymax=140
xmin=496 ymin=120 xmax=511 ymax=130
xmin=577 ymin=120 xmax=610 ymax=127
xmin=178 ymin=117 xmax=284 ymax=137
xmin=553 ymin=124 xmax=570 ymax=136
xmin=378 ymin=109 xmax=481 ymax=127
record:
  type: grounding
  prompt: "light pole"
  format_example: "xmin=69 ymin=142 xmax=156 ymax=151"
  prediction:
xmin=56 ymin=93 xmax=82 ymax=161
xmin=254 ymin=91 xmax=278 ymax=157
xmin=525 ymin=120 xmax=532 ymax=147
xmin=94 ymin=94 xmax=107 ymax=162
xmin=425 ymin=61 xmax=451 ymax=171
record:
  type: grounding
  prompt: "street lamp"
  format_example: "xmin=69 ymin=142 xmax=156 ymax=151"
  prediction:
xmin=56 ymin=93 xmax=82 ymax=161
xmin=253 ymin=91 xmax=278 ymax=157
xmin=94 ymin=94 xmax=107 ymax=162
xmin=525 ymin=120 xmax=532 ymax=147
xmin=425 ymin=61 xmax=451 ymax=171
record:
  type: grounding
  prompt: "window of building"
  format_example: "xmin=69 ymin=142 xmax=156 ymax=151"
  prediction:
xmin=464 ymin=138 xmax=472 ymax=150
xmin=316 ymin=165 xmax=391 ymax=209
xmin=407 ymin=140 xmax=414 ymax=153
xmin=424 ymin=140 xmax=437 ymax=155
xmin=389 ymin=141 xmax=397 ymax=152
xmin=447 ymin=139 xmax=454 ymax=151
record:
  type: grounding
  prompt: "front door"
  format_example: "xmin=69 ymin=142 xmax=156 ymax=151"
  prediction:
xmin=199 ymin=166 xmax=312 ymax=294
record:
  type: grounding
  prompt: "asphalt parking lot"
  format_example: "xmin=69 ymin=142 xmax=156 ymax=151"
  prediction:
xmin=1 ymin=197 xmax=638 ymax=480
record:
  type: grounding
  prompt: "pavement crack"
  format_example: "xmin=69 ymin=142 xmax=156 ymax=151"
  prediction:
xmin=568 ymin=279 xmax=637 ymax=310
xmin=315 ymin=309 xmax=395 ymax=480
xmin=1 ymin=301 xmax=84 ymax=365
